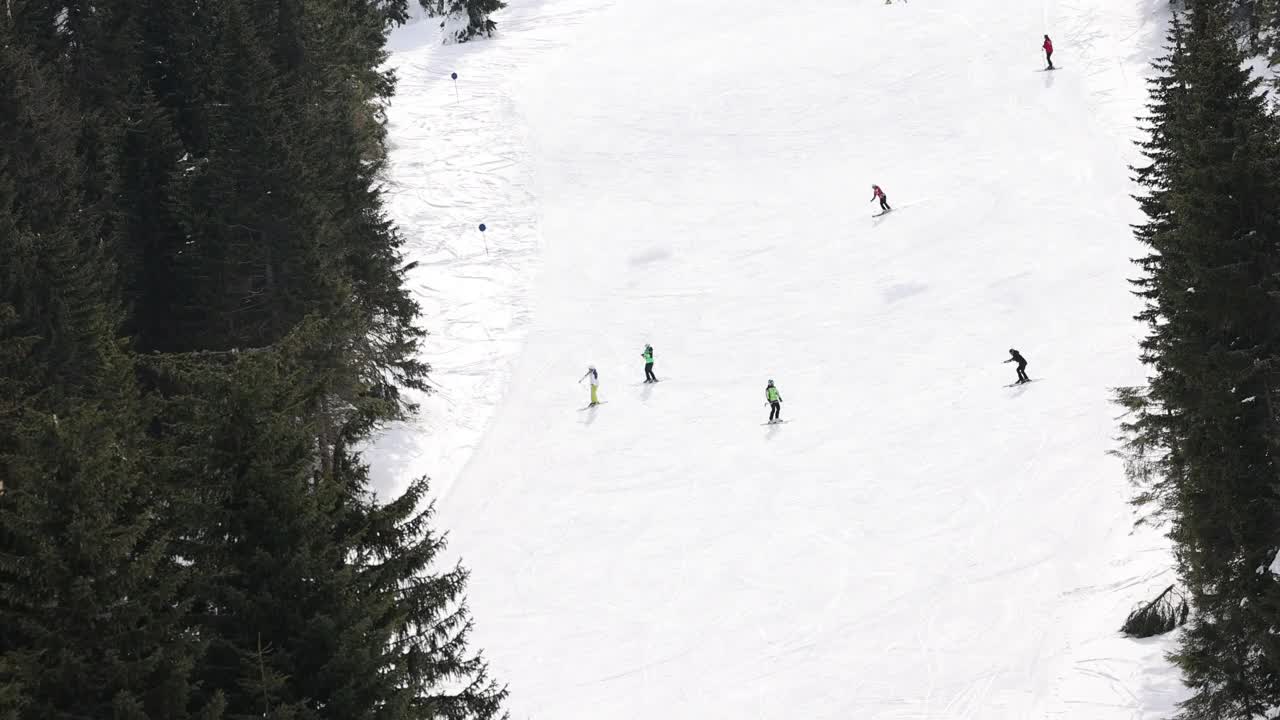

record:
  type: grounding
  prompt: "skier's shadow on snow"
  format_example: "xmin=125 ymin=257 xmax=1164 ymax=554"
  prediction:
xmin=629 ymin=247 xmax=671 ymax=266
xmin=1006 ymin=378 xmax=1043 ymax=397
xmin=883 ymin=282 xmax=928 ymax=304
xmin=640 ymin=381 xmax=655 ymax=403
xmin=581 ymin=405 xmax=600 ymax=426
xmin=764 ymin=421 xmax=782 ymax=440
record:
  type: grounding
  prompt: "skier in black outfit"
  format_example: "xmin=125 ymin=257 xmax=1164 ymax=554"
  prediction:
xmin=1004 ymin=349 xmax=1030 ymax=384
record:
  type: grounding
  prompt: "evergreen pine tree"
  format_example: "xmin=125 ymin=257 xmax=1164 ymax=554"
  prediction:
xmin=0 ymin=33 xmax=221 ymax=720
xmin=154 ymin=318 xmax=505 ymax=720
xmin=1120 ymin=1 xmax=1280 ymax=716
xmin=283 ymin=0 xmax=429 ymax=412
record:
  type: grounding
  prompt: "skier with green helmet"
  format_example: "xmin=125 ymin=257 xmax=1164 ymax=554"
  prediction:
xmin=642 ymin=344 xmax=657 ymax=383
xmin=766 ymin=380 xmax=782 ymax=423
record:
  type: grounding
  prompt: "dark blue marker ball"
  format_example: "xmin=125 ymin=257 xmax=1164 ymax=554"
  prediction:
xmin=451 ymin=72 xmax=458 ymax=80
xmin=478 ymin=223 xmax=486 ymax=232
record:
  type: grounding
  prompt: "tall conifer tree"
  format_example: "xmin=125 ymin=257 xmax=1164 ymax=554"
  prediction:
xmin=1121 ymin=2 xmax=1280 ymax=716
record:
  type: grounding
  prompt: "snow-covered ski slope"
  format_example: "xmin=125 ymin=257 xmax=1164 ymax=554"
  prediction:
xmin=373 ymin=0 xmax=1192 ymax=716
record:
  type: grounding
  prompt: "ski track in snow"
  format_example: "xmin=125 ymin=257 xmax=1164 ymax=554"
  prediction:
xmin=365 ymin=0 xmax=605 ymax=502
xmin=371 ymin=0 xmax=1191 ymax=718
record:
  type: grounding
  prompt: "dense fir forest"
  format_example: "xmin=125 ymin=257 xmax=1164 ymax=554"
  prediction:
xmin=0 ymin=0 xmax=506 ymax=718
xmin=1120 ymin=0 xmax=1280 ymax=717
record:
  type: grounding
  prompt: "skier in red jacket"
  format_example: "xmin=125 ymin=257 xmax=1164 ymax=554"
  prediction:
xmin=1042 ymin=35 xmax=1055 ymax=70
xmin=871 ymin=184 xmax=891 ymax=213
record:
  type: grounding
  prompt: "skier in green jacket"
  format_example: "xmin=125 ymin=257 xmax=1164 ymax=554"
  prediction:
xmin=642 ymin=344 xmax=658 ymax=383
xmin=766 ymin=380 xmax=782 ymax=423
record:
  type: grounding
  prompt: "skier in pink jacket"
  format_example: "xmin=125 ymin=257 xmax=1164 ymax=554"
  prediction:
xmin=871 ymin=184 xmax=891 ymax=213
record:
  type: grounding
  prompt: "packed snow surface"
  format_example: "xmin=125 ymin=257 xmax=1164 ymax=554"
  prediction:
xmin=372 ymin=0 xmax=1191 ymax=716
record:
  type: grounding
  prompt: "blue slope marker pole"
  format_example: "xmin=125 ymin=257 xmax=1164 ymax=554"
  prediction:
xmin=451 ymin=72 xmax=459 ymax=102
xmin=479 ymin=223 xmax=488 ymax=255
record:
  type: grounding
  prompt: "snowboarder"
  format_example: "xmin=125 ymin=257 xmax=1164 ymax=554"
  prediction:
xmin=642 ymin=344 xmax=658 ymax=383
xmin=766 ymin=379 xmax=783 ymax=423
xmin=579 ymin=365 xmax=601 ymax=405
xmin=871 ymin=184 xmax=891 ymax=213
xmin=1004 ymin=349 xmax=1030 ymax=384
xmin=1042 ymin=35 xmax=1055 ymax=70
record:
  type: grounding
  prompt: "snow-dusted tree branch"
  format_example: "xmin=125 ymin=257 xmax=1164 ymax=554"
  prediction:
xmin=419 ymin=0 xmax=506 ymax=43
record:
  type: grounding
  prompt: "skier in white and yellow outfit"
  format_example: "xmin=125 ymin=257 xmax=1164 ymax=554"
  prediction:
xmin=579 ymin=366 xmax=601 ymax=406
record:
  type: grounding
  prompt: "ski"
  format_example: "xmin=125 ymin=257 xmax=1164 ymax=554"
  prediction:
xmin=761 ymin=420 xmax=789 ymax=425
xmin=578 ymin=401 xmax=609 ymax=411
